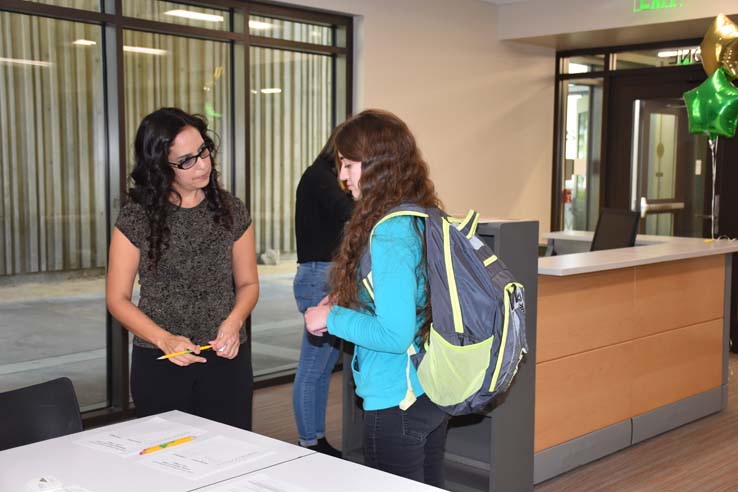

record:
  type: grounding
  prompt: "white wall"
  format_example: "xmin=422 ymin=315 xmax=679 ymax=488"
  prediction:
xmin=285 ymin=0 xmax=556 ymax=235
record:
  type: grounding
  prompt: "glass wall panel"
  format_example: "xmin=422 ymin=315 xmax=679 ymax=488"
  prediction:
xmin=249 ymin=47 xmax=333 ymax=378
xmin=0 ymin=12 xmax=107 ymax=410
xmin=560 ymin=55 xmax=605 ymax=74
xmin=559 ymin=79 xmax=603 ymax=231
xmin=613 ymin=45 xmax=701 ymax=70
xmin=123 ymin=1 xmax=231 ymax=31
xmin=0 ymin=0 xmax=348 ymax=413
xmin=122 ymin=30 xmax=232 ymax=183
xmin=249 ymin=16 xmax=334 ymax=47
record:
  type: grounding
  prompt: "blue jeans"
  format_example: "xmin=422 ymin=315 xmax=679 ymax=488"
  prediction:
xmin=363 ymin=394 xmax=449 ymax=487
xmin=293 ymin=262 xmax=341 ymax=446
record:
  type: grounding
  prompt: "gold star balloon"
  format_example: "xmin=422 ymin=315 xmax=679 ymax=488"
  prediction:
xmin=701 ymin=14 xmax=738 ymax=80
xmin=723 ymin=38 xmax=738 ymax=79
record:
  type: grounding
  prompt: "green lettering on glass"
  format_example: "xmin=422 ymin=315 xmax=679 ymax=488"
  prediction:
xmin=633 ymin=0 xmax=683 ymax=12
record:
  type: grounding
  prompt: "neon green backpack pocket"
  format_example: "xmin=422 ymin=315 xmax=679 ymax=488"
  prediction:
xmin=416 ymin=324 xmax=494 ymax=407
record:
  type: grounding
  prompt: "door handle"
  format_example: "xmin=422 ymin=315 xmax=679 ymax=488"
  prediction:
xmin=639 ymin=196 xmax=685 ymax=219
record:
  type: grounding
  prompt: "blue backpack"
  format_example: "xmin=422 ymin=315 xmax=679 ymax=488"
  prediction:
xmin=359 ymin=205 xmax=528 ymax=416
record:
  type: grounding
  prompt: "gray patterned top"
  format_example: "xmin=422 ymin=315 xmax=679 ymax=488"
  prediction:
xmin=115 ymin=192 xmax=252 ymax=348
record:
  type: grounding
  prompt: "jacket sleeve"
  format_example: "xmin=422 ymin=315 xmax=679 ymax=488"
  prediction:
xmin=327 ymin=217 xmax=421 ymax=354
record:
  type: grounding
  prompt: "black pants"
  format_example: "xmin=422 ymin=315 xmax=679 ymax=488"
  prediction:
xmin=363 ymin=394 xmax=449 ymax=488
xmin=131 ymin=343 xmax=253 ymax=430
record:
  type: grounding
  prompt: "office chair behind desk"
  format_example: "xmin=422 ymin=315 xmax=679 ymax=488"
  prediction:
xmin=590 ymin=208 xmax=640 ymax=252
xmin=0 ymin=377 xmax=83 ymax=451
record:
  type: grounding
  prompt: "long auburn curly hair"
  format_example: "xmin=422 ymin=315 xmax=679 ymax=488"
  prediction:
xmin=330 ymin=109 xmax=442 ymax=342
xmin=128 ymin=107 xmax=233 ymax=270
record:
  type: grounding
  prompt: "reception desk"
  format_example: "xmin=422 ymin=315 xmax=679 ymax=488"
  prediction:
xmin=535 ymin=232 xmax=738 ymax=483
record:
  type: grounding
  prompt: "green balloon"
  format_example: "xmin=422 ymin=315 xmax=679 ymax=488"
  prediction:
xmin=683 ymin=67 xmax=738 ymax=139
xmin=204 ymin=101 xmax=222 ymax=119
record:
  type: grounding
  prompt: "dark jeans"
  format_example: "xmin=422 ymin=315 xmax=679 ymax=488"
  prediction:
xmin=363 ymin=393 xmax=449 ymax=488
xmin=131 ymin=343 xmax=253 ymax=430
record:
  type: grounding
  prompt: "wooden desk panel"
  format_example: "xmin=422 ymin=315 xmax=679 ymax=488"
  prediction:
xmin=535 ymin=320 xmax=723 ymax=452
xmin=634 ymin=255 xmax=725 ymax=332
xmin=629 ymin=318 xmax=723 ymax=416
xmin=537 ymin=256 xmax=724 ymax=364
xmin=538 ymin=269 xmax=635 ymax=363
xmin=535 ymin=337 xmax=632 ymax=452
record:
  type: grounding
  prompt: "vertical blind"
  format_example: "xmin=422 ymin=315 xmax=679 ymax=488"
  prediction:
xmin=122 ymin=30 xmax=232 ymax=189
xmin=0 ymin=13 xmax=106 ymax=275
xmin=250 ymin=47 xmax=332 ymax=255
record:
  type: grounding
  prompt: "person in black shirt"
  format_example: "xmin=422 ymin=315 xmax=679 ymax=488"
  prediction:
xmin=292 ymin=133 xmax=354 ymax=456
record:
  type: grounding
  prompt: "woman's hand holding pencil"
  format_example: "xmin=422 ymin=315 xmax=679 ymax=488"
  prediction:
xmin=158 ymin=345 xmax=213 ymax=360
xmin=155 ymin=334 xmax=208 ymax=366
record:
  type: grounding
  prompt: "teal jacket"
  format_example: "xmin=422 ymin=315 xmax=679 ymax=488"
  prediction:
xmin=327 ymin=216 xmax=426 ymax=411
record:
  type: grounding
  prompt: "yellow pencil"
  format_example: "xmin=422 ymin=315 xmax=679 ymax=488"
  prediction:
xmin=157 ymin=345 xmax=213 ymax=360
xmin=139 ymin=435 xmax=194 ymax=455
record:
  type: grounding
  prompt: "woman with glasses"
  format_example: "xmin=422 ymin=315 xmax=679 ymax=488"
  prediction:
xmin=106 ymin=107 xmax=258 ymax=430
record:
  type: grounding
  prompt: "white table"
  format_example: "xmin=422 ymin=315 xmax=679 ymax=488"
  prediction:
xmin=0 ymin=410 xmax=443 ymax=492
xmin=239 ymin=452 xmax=445 ymax=492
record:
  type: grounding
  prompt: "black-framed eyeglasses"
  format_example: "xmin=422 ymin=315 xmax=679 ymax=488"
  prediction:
xmin=169 ymin=143 xmax=213 ymax=170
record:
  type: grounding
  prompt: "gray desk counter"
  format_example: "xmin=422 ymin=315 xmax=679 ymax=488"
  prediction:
xmin=541 ymin=231 xmax=738 ymax=276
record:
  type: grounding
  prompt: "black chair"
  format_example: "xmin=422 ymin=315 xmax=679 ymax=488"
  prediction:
xmin=0 ymin=377 xmax=83 ymax=451
xmin=590 ymin=208 xmax=640 ymax=251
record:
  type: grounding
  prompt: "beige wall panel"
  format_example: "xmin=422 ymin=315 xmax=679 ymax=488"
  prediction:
xmin=634 ymin=256 xmax=725 ymax=331
xmin=537 ymin=269 xmax=635 ymax=362
xmin=535 ymin=320 xmax=723 ymax=452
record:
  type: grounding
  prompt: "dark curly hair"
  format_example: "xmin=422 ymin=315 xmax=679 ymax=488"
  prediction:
xmin=329 ymin=109 xmax=442 ymax=342
xmin=128 ymin=107 xmax=233 ymax=270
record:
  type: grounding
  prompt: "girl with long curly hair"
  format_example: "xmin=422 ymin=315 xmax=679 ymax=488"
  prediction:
xmin=106 ymin=108 xmax=258 ymax=430
xmin=305 ymin=109 xmax=449 ymax=487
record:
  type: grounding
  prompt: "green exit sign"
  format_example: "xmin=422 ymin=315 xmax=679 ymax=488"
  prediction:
xmin=634 ymin=0 xmax=683 ymax=12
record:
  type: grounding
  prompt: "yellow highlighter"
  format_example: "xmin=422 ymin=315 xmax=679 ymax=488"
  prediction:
xmin=157 ymin=345 xmax=213 ymax=360
xmin=139 ymin=435 xmax=194 ymax=455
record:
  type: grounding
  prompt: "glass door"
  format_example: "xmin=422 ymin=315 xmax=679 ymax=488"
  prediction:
xmin=630 ymin=98 xmax=709 ymax=236
xmin=605 ymin=68 xmax=711 ymax=238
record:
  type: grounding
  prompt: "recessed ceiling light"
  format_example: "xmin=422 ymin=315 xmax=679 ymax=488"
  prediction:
xmin=260 ymin=88 xmax=282 ymax=94
xmin=249 ymin=20 xmax=273 ymax=30
xmin=73 ymin=39 xmax=97 ymax=46
xmin=568 ymin=63 xmax=589 ymax=74
xmin=0 ymin=57 xmax=51 ymax=67
xmin=164 ymin=10 xmax=224 ymax=22
xmin=123 ymin=46 xmax=167 ymax=55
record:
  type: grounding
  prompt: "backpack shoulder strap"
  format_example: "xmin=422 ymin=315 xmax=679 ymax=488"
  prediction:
xmin=369 ymin=204 xmax=429 ymax=239
xmin=444 ymin=209 xmax=481 ymax=238
xmin=360 ymin=204 xmax=430 ymax=286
